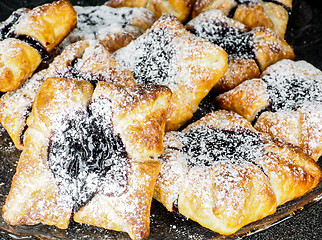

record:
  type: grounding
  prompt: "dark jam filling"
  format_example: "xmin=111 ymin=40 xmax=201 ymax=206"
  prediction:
xmin=0 ymin=8 xmax=27 ymax=40
xmin=77 ymin=7 xmax=133 ymax=31
xmin=16 ymin=35 xmax=51 ymax=62
xmin=48 ymin=98 xmax=129 ymax=213
xmin=188 ymin=20 xmax=255 ymax=59
xmin=66 ymin=58 xmax=110 ymax=87
xmin=262 ymin=73 xmax=322 ymax=112
xmin=122 ymin=27 xmax=176 ymax=85
xmin=180 ymin=127 xmax=264 ymax=168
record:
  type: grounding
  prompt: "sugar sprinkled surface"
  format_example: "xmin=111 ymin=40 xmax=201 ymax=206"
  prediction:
xmin=114 ymin=19 xmax=179 ymax=85
xmin=178 ymin=126 xmax=264 ymax=168
xmin=187 ymin=11 xmax=255 ymax=59
xmin=48 ymin=97 xmax=129 ymax=213
xmin=59 ymin=5 xmax=155 ymax=50
xmin=262 ymin=68 xmax=322 ymax=112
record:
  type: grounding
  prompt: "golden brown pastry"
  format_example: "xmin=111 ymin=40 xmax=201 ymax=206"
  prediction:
xmin=154 ymin=110 xmax=322 ymax=235
xmin=105 ymin=0 xmax=195 ymax=22
xmin=216 ymin=59 xmax=322 ymax=160
xmin=186 ymin=9 xmax=294 ymax=93
xmin=57 ymin=5 xmax=156 ymax=53
xmin=114 ymin=14 xmax=228 ymax=131
xmin=0 ymin=69 xmax=48 ymax=149
xmin=13 ymin=0 xmax=77 ymax=53
xmin=0 ymin=38 xmax=41 ymax=92
xmin=3 ymin=77 xmax=172 ymax=240
xmin=0 ymin=0 xmax=76 ymax=92
xmin=0 ymin=40 xmax=135 ymax=150
xmin=192 ymin=0 xmax=292 ymax=38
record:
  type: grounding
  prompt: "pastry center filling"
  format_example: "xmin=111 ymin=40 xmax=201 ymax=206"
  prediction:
xmin=48 ymin=98 xmax=129 ymax=213
xmin=180 ymin=127 xmax=264 ymax=168
xmin=188 ymin=19 xmax=255 ymax=59
xmin=115 ymin=26 xmax=178 ymax=85
xmin=262 ymin=73 xmax=322 ymax=112
xmin=0 ymin=8 xmax=27 ymax=40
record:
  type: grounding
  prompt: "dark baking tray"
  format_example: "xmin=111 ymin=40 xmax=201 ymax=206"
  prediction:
xmin=0 ymin=0 xmax=321 ymax=239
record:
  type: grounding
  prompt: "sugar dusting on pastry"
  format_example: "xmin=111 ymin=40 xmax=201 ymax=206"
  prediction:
xmin=186 ymin=10 xmax=254 ymax=60
xmin=262 ymin=60 xmax=322 ymax=112
xmin=114 ymin=16 xmax=181 ymax=85
xmin=179 ymin=127 xmax=264 ymax=167
xmin=48 ymin=94 xmax=129 ymax=213
xmin=59 ymin=5 xmax=155 ymax=50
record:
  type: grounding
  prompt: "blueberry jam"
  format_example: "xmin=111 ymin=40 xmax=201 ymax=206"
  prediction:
xmin=0 ymin=8 xmax=27 ymax=40
xmin=48 ymin=98 xmax=129 ymax=213
xmin=115 ymin=26 xmax=177 ymax=85
xmin=262 ymin=73 xmax=322 ymax=112
xmin=179 ymin=127 xmax=264 ymax=168
xmin=188 ymin=20 xmax=255 ymax=59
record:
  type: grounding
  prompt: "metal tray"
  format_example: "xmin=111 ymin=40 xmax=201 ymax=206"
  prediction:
xmin=0 ymin=0 xmax=321 ymax=239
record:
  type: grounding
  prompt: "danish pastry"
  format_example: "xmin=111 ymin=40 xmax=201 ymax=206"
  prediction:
xmin=0 ymin=0 xmax=76 ymax=92
xmin=3 ymin=77 xmax=172 ymax=240
xmin=192 ymin=0 xmax=292 ymax=38
xmin=0 ymin=38 xmax=41 ymax=92
xmin=12 ymin=0 xmax=77 ymax=54
xmin=58 ymin=5 xmax=156 ymax=53
xmin=216 ymin=59 xmax=322 ymax=160
xmin=154 ymin=110 xmax=322 ymax=235
xmin=0 ymin=40 xmax=135 ymax=150
xmin=186 ymin=9 xmax=294 ymax=93
xmin=105 ymin=0 xmax=195 ymax=22
xmin=114 ymin=14 xmax=228 ymax=131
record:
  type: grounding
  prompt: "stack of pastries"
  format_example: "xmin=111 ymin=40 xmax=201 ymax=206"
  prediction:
xmin=0 ymin=0 xmax=321 ymax=240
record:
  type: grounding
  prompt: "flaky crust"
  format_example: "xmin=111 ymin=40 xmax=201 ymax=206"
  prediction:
xmin=0 ymin=38 xmax=41 ymax=92
xmin=92 ymin=81 xmax=172 ymax=160
xmin=49 ymin=40 xmax=136 ymax=86
xmin=3 ymin=77 xmax=171 ymax=240
xmin=0 ymin=40 xmax=134 ymax=150
xmin=114 ymin=14 xmax=228 ymax=131
xmin=105 ymin=0 xmax=195 ymax=22
xmin=14 ymin=0 xmax=77 ymax=52
xmin=186 ymin=9 xmax=293 ymax=93
xmin=2 ymin=78 xmax=94 ymax=229
xmin=58 ymin=5 xmax=156 ymax=53
xmin=192 ymin=0 xmax=291 ymax=37
xmin=212 ymin=58 xmax=260 ymax=94
xmin=154 ymin=110 xmax=322 ymax=235
xmin=0 ymin=69 xmax=48 ymax=149
xmin=216 ymin=60 xmax=322 ymax=160
xmin=216 ymin=78 xmax=270 ymax=122
xmin=253 ymin=27 xmax=295 ymax=71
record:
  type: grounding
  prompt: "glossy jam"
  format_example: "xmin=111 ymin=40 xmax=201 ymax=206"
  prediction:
xmin=48 ymin=98 xmax=129 ymax=212
xmin=188 ymin=20 xmax=255 ymax=59
xmin=262 ymin=73 xmax=322 ymax=112
xmin=180 ymin=127 xmax=264 ymax=168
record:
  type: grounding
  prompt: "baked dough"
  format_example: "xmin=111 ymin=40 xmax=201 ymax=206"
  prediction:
xmin=0 ymin=38 xmax=41 ymax=92
xmin=216 ymin=59 xmax=322 ymax=160
xmin=186 ymin=9 xmax=294 ymax=93
xmin=13 ymin=0 xmax=77 ymax=53
xmin=192 ymin=0 xmax=292 ymax=38
xmin=57 ymin=5 xmax=156 ymax=53
xmin=0 ymin=40 xmax=135 ymax=150
xmin=114 ymin=14 xmax=228 ymax=131
xmin=3 ymin=77 xmax=172 ymax=240
xmin=0 ymin=0 xmax=76 ymax=92
xmin=154 ymin=110 xmax=322 ymax=235
xmin=105 ymin=0 xmax=195 ymax=22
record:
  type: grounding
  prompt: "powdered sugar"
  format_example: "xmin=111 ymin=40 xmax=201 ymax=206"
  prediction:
xmin=186 ymin=10 xmax=254 ymax=59
xmin=48 ymin=97 xmax=129 ymax=213
xmin=114 ymin=19 xmax=180 ymax=85
xmin=178 ymin=126 xmax=264 ymax=167
xmin=59 ymin=5 xmax=155 ymax=51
